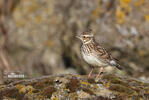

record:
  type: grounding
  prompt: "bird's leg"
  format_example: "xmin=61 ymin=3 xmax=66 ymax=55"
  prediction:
xmin=96 ymin=67 xmax=103 ymax=79
xmin=88 ymin=68 xmax=94 ymax=78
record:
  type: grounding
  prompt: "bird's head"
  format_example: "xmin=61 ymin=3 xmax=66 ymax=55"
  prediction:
xmin=76 ymin=29 xmax=94 ymax=44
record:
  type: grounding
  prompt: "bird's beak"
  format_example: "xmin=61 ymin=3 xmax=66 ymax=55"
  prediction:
xmin=75 ymin=35 xmax=81 ymax=39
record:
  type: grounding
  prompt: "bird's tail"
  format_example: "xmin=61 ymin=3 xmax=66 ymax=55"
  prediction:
xmin=115 ymin=63 xmax=123 ymax=70
xmin=109 ymin=60 xmax=123 ymax=70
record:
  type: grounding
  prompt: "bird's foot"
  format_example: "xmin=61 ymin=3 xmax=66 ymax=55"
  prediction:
xmin=96 ymin=67 xmax=103 ymax=79
xmin=87 ymin=68 xmax=94 ymax=78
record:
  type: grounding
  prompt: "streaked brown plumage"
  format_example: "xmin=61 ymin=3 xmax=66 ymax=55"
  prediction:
xmin=76 ymin=29 xmax=122 ymax=78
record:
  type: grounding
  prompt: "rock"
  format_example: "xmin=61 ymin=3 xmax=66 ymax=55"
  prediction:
xmin=1 ymin=0 xmax=149 ymax=83
xmin=0 ymin=74 xmax=149 ymax=100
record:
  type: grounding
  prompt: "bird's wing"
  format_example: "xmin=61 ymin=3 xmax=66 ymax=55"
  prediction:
xmin=94 ymin=43 xmax=123 ymax=70
xmin=94 ymin=43 xmax=113 ymax=63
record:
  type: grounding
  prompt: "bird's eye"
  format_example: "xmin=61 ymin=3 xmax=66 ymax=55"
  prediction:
xmin=83 ymin=36 xmax=86 ymax=38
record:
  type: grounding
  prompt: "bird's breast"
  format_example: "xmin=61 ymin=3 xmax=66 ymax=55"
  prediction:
xmin=81 ymin=51 xmax=107 ymax=67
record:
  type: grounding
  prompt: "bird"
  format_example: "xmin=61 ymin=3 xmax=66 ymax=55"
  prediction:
xmin=76 ymin=29 xmax=122 ymax=78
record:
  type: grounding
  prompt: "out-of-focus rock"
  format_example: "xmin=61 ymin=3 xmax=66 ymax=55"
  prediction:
xmin=0 ymin=74 xmax=149 ymax=100
xmin=1 ymin=0 xmax=149 ymax=78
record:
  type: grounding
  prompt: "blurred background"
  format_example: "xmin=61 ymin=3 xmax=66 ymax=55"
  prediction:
xmin=0 ymin=0 xmax=149 ymax=83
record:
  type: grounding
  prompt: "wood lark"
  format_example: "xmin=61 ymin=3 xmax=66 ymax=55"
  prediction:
xmin=76 ymin=29 xmax=122 ymax=78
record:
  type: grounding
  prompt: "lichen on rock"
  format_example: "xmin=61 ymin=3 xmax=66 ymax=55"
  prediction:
xmin=0 ymin=74 xmax=149 ymax=100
